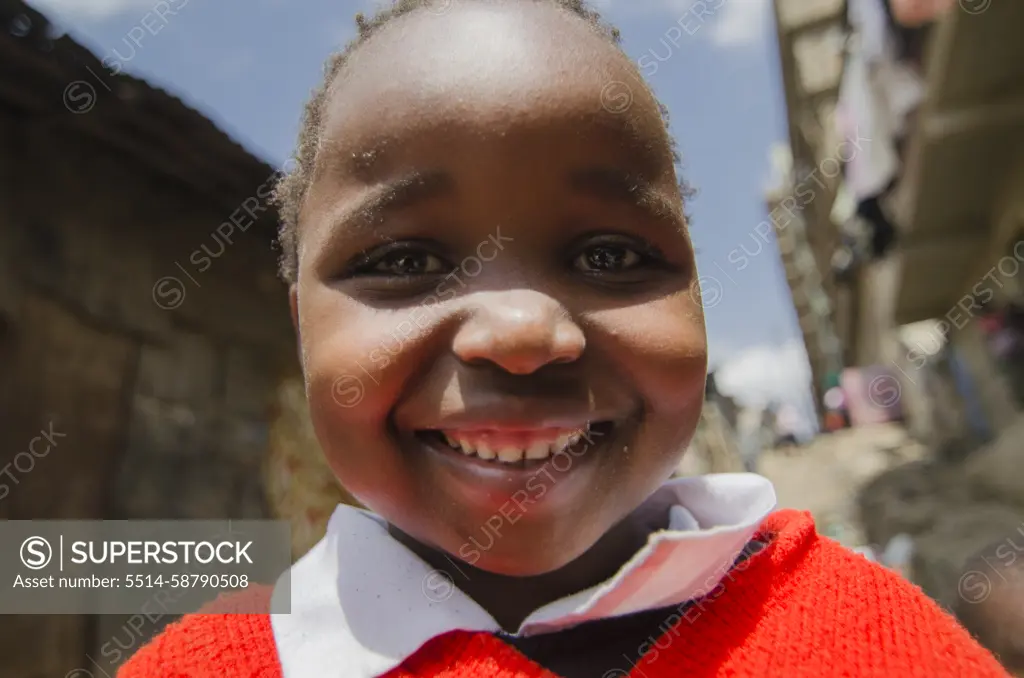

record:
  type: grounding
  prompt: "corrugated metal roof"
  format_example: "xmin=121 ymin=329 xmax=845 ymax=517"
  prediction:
xmin=0 ymin=0 xmax=281 ymax=231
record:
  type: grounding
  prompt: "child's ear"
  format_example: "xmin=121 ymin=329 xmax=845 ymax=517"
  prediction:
xmin=289 ymin=284 xmax=302 ymax=365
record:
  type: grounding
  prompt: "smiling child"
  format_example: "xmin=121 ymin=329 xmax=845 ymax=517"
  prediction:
xmin=119 ymin=1 xmax=1010 ymax=676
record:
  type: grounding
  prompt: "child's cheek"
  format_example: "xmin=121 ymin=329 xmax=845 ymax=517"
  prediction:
xmin=605 ymin=314 xmax=707 ymax=414
xmin=304 ymin=340 xmax=395 ymax=421
xmin=302 ymin=303 xmax=445 ymax=420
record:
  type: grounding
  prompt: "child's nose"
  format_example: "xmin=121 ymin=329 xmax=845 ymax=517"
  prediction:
xmin=451 ymin=291 xmax=585 ymax=375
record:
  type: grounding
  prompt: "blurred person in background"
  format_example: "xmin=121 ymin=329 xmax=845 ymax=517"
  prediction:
xmin=772 ymin=401 xmax=803 ymax=450
xmin=823 ymin=386 xmax=850 ymax=432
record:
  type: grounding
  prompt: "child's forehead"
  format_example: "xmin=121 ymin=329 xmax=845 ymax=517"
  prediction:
xmin=344 ymin=2 xmax=614 ymax=66
xmin=331 ymin=3 xmax=634 ymax=114
xmin=321 ymin=4 xmax=665 ymax=166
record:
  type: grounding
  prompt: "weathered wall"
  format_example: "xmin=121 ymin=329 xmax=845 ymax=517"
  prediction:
xmin=0 ymin=110 xmax=298 ymax=676
xmin=675 ymin=401 xmax=745 ymax=477
xmin=266 ymin=376 xmax=358 ymax=560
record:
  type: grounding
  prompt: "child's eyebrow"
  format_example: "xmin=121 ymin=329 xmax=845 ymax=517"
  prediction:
xmin=327 ymin=166 xmax=684 ymax=239
xmin=334 ymin=170 xmax=455 ymax=235
xmin=568 ymin=167 xmax=685 ymax=230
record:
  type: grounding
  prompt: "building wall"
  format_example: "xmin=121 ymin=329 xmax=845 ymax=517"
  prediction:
xmin=676 ymin=399 xmax=745 ymax=477
xmin=853 ymin=257 xmax=902 ymax=367
xmin=941 ymin=156 xmax=1024 ymax=441
xmin=0 ymin=111 xmax=297 ymax=677
xmin=266 ymin=375 xmax=359 ymax=560
xmin=770 ymin=0 xmax=848 ymax=419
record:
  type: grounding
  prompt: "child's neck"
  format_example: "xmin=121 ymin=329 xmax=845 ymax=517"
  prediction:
xmin=390 ymin=515 xmax=654 ymax=632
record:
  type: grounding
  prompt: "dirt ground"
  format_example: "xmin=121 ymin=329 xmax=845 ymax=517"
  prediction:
xmin=755 ymin=423 xmax=927 ymax=548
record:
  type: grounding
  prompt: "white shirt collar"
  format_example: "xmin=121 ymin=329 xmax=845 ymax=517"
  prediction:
xmin=270 ymin=473 xmax=777 ymax=678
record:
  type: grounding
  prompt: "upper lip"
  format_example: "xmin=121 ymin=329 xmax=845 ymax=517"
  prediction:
xmin=412 ymin=411 xmax=621 ymax=433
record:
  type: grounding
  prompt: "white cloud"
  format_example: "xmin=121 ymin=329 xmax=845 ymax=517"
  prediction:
xmin=708 ymin=0 xmax=771 ymax=47
xmin=28 ymin=0 xmax=157 ymax=21
xmin=713 ymin=339 xmax=817 ymax=439
xmin=713 ymin=339 xmax=812 ymax=410
xmin=632 ymin=0 xmax=771 ymax=47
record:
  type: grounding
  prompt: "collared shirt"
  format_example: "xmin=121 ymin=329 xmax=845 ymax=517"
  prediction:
xmin=270 ymin=473 xmax=777 ymax=678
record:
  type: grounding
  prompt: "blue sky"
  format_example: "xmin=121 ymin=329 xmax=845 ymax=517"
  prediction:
xmin=31 ymin=0 xmax=814 ymax=418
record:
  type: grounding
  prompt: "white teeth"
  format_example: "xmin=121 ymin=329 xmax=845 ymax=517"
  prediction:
xmin=497 ymin=447 xmax=524 ymax=463
xmin=438 ymin=426 xmax=598 ymax=464
xmin=526 ymin=441 xmax=551 ymax=460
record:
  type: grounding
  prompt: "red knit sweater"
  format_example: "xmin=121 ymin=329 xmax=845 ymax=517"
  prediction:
xmin=118 ymin=510 xmax=1011 ymax=677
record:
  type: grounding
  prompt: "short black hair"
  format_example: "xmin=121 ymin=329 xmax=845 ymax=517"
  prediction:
xmin=272 ymin=0 xmax=683 ymax=284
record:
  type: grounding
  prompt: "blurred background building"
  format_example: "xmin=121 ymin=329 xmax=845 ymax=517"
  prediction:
xmin=768 ymin=0 xmax=847 ymax=425
xmin=0 ymin=2 xmax=350 ymax=673
xmin=676 ymin=372 xmax=746 ymax=476
xmin=767 ymin=4 xmax=1024 ymax=668
xmin=770 ymin=0 xmax=1024 ymax=448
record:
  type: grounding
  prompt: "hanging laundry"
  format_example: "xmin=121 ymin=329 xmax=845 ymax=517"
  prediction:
xmin=879 ymin=0 xmax=940 ymax=65
xmin=849 ymin=0 xmax=891 ymax=62
xmin=837 ymin=0 xmax=925 ymax=259
xmin=857 ymin=195 xmax=898 ymax=257
xmin=839 ymin=0 xmax=925 ymax=200
xmin=888 ymin=0 xmax=955 ymax=28
xmin=836 ymin=53 xmax=899 ymax=201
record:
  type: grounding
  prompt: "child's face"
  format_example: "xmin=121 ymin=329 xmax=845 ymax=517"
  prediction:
xmin=291 ymin=2 xmax=707 ymax=575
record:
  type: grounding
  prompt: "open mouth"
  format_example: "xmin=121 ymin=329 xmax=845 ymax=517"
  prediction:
xmin=414 ymin=421 xmax=616 ymax=469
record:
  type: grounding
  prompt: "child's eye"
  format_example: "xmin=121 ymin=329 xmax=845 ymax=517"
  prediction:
xmin=575 ymin=244 xmax=643 ymax=273
xmin=349 ymin=244 xmax=450 ymax=277
xmin=373 ymin=251 xmax=447 ymax=276
xmin=572 ymin=233 xmax=669 ymax=275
